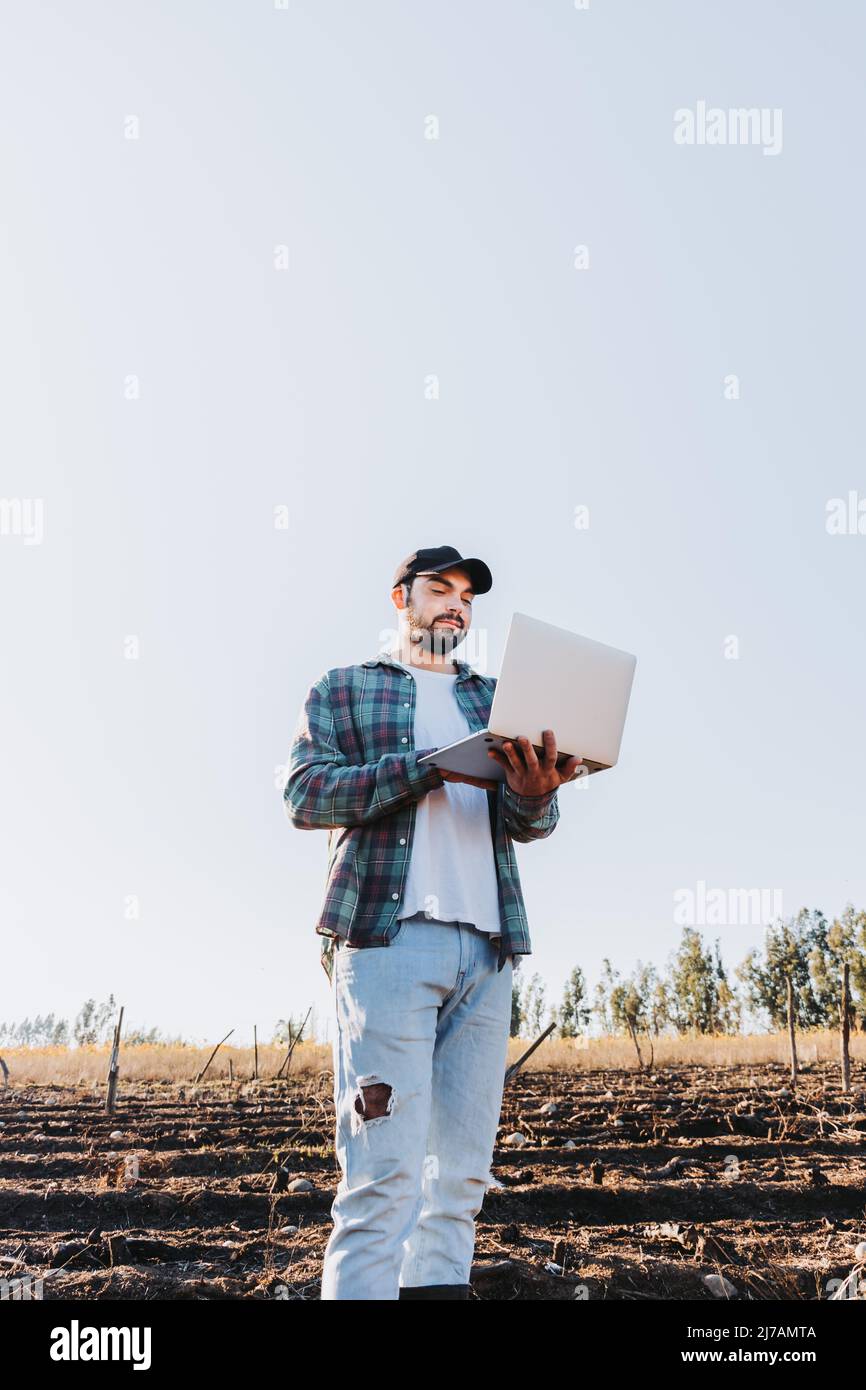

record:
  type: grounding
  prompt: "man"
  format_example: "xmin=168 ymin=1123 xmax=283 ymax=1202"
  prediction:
xmin=284 ymin=545 xmax=582 ymax=1300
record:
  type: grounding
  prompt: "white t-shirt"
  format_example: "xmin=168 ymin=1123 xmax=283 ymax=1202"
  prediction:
xmin=393 ymin=660 xmax=501 ymax=934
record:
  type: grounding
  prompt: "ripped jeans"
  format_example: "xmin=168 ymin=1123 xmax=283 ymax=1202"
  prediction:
xmin=320 ymin=913 xmax=514 ymax=1300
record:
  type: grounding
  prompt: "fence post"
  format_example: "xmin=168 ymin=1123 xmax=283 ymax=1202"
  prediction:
xmin=104 ymin=1006 xmax=124 ymax=1114
xmin=840 ymin=962 xmax=851 ymax=1094
xmin=786 ymin=975 xmax=798 ymax=1088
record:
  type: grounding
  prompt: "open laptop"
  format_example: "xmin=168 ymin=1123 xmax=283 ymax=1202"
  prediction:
xmin=416 ymin=612 xmax=637 ymax=784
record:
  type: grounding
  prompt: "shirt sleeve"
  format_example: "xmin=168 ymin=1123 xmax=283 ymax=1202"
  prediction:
xmin=498 ymin=781 xmax=560 ymax=843
xmin=284 ymin=672 xmax=445 ymax=830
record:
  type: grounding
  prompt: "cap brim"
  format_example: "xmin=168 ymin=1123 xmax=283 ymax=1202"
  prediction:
xmin=425 ymin=557 xmax=492 ymax=595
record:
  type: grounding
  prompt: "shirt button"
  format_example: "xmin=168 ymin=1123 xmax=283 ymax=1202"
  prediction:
xmin=392 ymin=892 xmax=399 ymax=900
xmin=403 ymin=702 xmax=410 ymax=708
xmin=399 ymin=837 xmax=406 ymax=845
xmin=401 ymin=736 xmax=408 ymax=743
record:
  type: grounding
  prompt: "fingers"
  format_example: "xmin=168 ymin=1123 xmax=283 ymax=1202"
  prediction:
xmin=492 ymin=734 xmax=587 ymax=791
xmin=517 ymin=736 xmax=540 ymax=771
xmin=501 ymin=734 xmax=555 ymax=770
xmin=505 ymin=733 xmax=586 ymax=784
xmin=540 ymin=728 xmax=557 ymax=770
xmin=494 ymin=736 xmax=583 ymax=794
xmin=498 ymin=739 xmax=527 ymax=774
xmin=496 ymin=739 xmax=535 ymax=796
xmin=560 ymin=755 xmax=585 ymax=783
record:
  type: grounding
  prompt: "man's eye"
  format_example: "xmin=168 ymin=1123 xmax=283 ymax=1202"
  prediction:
xmin=430 ymin=584 xmax=470 ymax=604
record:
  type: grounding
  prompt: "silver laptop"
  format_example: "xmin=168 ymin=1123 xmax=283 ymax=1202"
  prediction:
xmin=417 ymin=611 xmax=637 ymax=783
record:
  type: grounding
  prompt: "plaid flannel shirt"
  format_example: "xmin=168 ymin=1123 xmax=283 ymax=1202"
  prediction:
xmin=284 ymin=650 xmax=560 ymax=982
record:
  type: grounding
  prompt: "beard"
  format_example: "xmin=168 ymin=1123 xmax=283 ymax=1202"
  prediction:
xmin=406 ymin=604 xmax=465 ymax=658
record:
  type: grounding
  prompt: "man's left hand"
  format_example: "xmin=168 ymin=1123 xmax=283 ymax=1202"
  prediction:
xmin=487 ymin=730 xmax=583 ymax=796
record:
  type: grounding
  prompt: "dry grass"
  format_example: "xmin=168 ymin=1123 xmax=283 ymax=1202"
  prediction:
xmin=1 ymin=1028 xmax=863 ymax=1088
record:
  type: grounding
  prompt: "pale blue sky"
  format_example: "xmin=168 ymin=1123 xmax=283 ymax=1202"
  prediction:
xmin=2 ymin=1 xmax=864 ymax=1045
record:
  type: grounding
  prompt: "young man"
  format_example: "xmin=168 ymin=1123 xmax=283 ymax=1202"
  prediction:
xmin=284 ymin=545 xmax=582 ymax=1300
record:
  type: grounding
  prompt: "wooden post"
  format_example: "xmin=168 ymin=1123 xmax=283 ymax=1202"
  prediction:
xmin=276 ymin=1008 xmax=311 ymax=1080
xmin=228 ymin=1057 xmax=234 ymax=1083
xmin=194 ymin=1029 xmax=234 ymax=1084
xmin=840 ymin=963 xmax=851 ymax=1094
xmin=786 ymin=975 xmax=798 ymax=1088
xmin=504 ymin=1021 xmax=556 ymax=1086
xmin=104 ymin=1006 xmax=124 ymax=1114
xmin=624 ymin=1016 xmax=653 ymax=1072
xmin=0 ymin=1056 xmax=9 ymax=1090
xmin=253 ymin=1025 xmax=258 ymax=1081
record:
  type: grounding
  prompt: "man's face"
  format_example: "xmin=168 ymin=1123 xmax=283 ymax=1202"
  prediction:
xmin=392 ymin=567 xmax=474 ymax=657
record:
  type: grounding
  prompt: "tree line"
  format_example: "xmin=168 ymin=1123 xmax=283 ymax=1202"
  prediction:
xmin=5 ymin=905 xmax=864 ymax=1049
xmin=511 ymin=906 xmax=866 ymax=1039
xmin=0 ymin=995 xmax=170 ymax=1049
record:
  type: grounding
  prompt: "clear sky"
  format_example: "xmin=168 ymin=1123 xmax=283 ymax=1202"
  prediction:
xmin=2 ymin=1 xmax=864 ymax=1046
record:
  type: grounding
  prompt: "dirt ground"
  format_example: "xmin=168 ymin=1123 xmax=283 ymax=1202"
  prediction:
xmin=2 ymin=1061 xmax=865 ymax=1301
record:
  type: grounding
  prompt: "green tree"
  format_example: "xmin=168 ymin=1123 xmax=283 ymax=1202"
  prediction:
xmin=521 ymin=973 xmax=548 ymax=1035
xmin=610 ymin=977 xmax=647 ymax=1035
xmin=73 ymin=995 xmax=117 ymax=1047
xmin=592 ymin=958 xmax=619 ymax=1036
xmin=510 ymin=976 xmax=523 ymax=1037
xmin=647 ymin=971 xmax=672 ymax=1036
xmin=668 ymin=930 xmax=738 ymax=1034
xmin=123 ymin=1026 xmax=163 ymax=1046
xmin=737 ymin=910 xmax=830 ymax=1030
xmin=811 ymin=903 xmax=866 ymax=1030
xmin=558 ymin=966 xmax=591 ymax=1038
xmin=609 ymin=961 xmax=671 ymax=1036
xmin=273 ymin=1015 xmax=309 ymax=1047
xmin=711 ymin=942 xmax=742 ymax=1034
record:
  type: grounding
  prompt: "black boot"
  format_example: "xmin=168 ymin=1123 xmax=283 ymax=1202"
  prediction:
xmin=399 ymin=1283 xmax=471 ymax=1299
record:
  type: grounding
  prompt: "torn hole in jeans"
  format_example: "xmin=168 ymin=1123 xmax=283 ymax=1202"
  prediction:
xmin=350 ymin=1075 xmax=395 ymax=1132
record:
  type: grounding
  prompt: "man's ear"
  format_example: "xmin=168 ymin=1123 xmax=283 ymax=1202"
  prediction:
xmin=392 ymin=584 xmax=406 ymax=611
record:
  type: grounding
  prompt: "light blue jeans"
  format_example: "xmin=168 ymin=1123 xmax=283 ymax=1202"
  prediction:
xmin=320 ymin=912 xmax=514 ymax=1300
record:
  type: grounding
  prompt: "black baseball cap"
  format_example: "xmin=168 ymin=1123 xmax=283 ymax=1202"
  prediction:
xmin=392 ymin=545 xmax=493 ymax=596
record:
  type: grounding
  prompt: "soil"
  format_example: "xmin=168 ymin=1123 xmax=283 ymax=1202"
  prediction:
xmin=2 ymin=1062 xmax=865 ymax=1301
